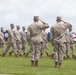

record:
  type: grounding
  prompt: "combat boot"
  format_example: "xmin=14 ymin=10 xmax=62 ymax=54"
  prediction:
xmin=63 ymin=56 xmax=67 ymax=60
xmin=46 ymin=52 xmax=49 ymax=56
xmin=25 ymin=53 xmax=28 ymax=57
xmin=67 ymin=55 xmax=70 ymax=59
xmin=31 ymin=60 xmax=34 ymax=67
xmin=2 ymin=53 xmax=5 ymax=57
xmin=15 ymin=54 xmax=18 ymax=57
xmin=9 ymin=52 xmax=12 ymax=56
xmin=55 ymin=62 xmax=58 ymax=68
xmin=40 ymin=53 xmax=43 ymax=58
xmin=74 ymin=56 xmax=76 ymax=60
xmin=34 ymin=61 xmax=38 ymax=67
xmin=19 ymin=54 xmax=22 ymax=56
xmin=58 ymin=63 xmax=61 ymax=68
xmin=72 ymin=55 xmax=75 ymax=58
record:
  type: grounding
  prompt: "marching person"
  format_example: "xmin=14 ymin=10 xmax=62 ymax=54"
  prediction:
xmin=2 ymin=24 xmax=18 ymax=57
xmin=21 ymin=26 xmax=27 ymax=56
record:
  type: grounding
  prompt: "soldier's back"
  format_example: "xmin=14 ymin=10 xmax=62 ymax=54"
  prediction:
xmin=29 ymin=22 xmax=43 ymax=43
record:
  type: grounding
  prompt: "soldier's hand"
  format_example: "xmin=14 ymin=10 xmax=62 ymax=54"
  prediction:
xmin=39 ymin=19 xmax=45 ymax=23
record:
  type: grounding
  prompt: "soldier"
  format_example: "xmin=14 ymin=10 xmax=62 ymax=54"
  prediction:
xmin=27 ymin=16 xmax=49 ymax=67
xmin=68 ymin=28 xmax=75 ymax=58
xmin=50 ymin=16 xmax=72 ymax=68
xmin=21 ymin=26 xmax=27 ymax=56
xmin=1 ymin=27 xmax=4 ymax=33
xmin=40 ymin=29 xmax=49 ymax=57
xmin=0 ymin=28 xmax=5 ymax=53
xmin=63 ymin=30 xmax=71 ymax=59
xmin=2 ymin=24 xmax=18 ymax=57
xmin=14 ymin=25 xmax=22 ymax=56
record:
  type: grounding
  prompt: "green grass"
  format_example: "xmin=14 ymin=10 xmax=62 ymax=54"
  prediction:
xmin=0 ymin=42 xmax=76 ymax=75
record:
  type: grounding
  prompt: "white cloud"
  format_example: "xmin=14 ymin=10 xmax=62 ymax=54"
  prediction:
xmin=4 ymin=13 xmax=18 ymax=22
xmin=0 ymin=0 xmax=76 ymax=32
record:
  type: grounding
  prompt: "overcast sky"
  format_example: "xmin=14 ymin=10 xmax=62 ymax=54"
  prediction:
xmin=0 ymin=0 xmax=76 ymax=32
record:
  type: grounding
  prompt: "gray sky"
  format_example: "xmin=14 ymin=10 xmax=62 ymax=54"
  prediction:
xmin=0 ymin=0 xmax=76 ymax=32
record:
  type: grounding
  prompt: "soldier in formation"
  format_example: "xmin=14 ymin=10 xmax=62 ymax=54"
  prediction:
xmin=0 ymin=16 xmax=76 ymax=68
xmin=50 ymin=16 xmax=72 ymax=68
xmin=27 ymin=16 xmax=49 ymax=67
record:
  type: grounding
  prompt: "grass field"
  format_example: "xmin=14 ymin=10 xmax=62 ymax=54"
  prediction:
xmin=0 ymin=42 xmax=76 ymax=75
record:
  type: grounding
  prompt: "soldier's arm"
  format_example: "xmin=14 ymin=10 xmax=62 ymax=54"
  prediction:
xmin=62 ymin=21 xmax=72 ymax=29
xmin=39 ymin=20 xmax=49 ymax=29
xmin=50 ymin=27 xmax=54 ymax=45
xmin=22 ymin=33 xmax=27 ymax=43
xmin=8 ymin=30 xmax=17 ymax=41
xmin=27 ymin=27 xmax=31 ymax=42
xmin=0 ymin=33 xmax=5 ymax=44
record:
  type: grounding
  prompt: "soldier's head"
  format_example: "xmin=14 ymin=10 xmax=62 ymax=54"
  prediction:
xmin=22 ymin=26 xmax=26 ymax=31
xmin=1 ymin=27 xmax=4 ymax=32
xmin=10 ymin=24 xmax=14 ymax=29
xmin=56 ymin=16 xmax=62 ymax=22
xmin=33 ymin=16 xmax=39 ymax=22
xmin=17 ymin=25 xmax=20 ymax=30
xmin=68 ymin=26 xmax=72 ymax=32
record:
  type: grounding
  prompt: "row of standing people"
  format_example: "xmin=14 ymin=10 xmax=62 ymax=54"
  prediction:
xmin=0 ymin=16 xmax=75 ymax=68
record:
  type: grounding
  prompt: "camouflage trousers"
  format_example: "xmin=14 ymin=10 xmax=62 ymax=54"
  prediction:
xmin=22 ymin=42 xmax=26 ymax=54
xmin=63 ymin=42 xmax=70 ymax=57
xmin=0 ymin=43 xmax=5 ymax=53
xmin=53 ymin=44 xmax=63 ymax=63
xmin=31 ymin=42 xmax=41 ymax=61
xmin=3 ymin=42 xmax=18 ymax=55
xmin=70 ymin=43 xmax=75 ymax=55
xmin=40 ymin=42 xmax=48 ymax=54
xmin=16 ymin=42 xmax=22 ymax=55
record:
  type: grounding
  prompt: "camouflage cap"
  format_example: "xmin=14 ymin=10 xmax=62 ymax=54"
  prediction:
xmin=34 ymin=16 xmax=39 ymax=20
xmin=56 ymin=16 xmax=62 ymax=21
xmin=22 ymin=26 xmax=26 ymax=29
xmin=17 ymin=25 xmax=20 ymax=28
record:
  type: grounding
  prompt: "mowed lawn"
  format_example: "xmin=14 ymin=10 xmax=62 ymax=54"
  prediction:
xmin=0 ymin=42 xmax=76 ymax=75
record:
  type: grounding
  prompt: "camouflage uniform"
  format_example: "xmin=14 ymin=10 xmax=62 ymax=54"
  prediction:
xmin=40 ymin=30 xmax=48 ymax=56
xmin=2 ymin=24 xmax=18 ymax=57
xmin=21 ymin=26 xmax=27 ymax=55
xmin=0 ymin=30 xmax=5 ymax=53
xmin=14 ymin=26 xmax=22 ymax=55
xmin=67 ymin=29 xmax=75 ymax=57
xmin=27 ymin=16 xmax=49 ymax=66
xmin=62 ymin=31 xmax=70 ymax=59
xmin=50 ymin=17 xmax=72 ymax=68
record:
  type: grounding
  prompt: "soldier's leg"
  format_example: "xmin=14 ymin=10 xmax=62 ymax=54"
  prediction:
xmin=12 ymin=43 xmax=18 ymax=57
xmin=70 ymin=44 xmax=75 ymax=57
xmin=40 ymin=43 xmax=44 ymax=57
xmin=66 ymin=43 xmax=70 ymax=58
xmin=1 ymin=43 xmax=5 ymax=54
xmin=62 ymin=43 xmax=67 ymax=59
xmin=34 ymin=43 xmax=41 ymax=67
xmin=31 ymin=43 xmax=35 ymax=66
xmin=54 ymin=44 xmax=59 ymax=68
xmin=9 ymin=50 xmax=14 ymax=56
xmin=45 ymin=43 xmax=49 ymax=56
xmin=17 ymin=43 xmax=22 ymax=56
xmin=22 ymin=42 xmax=26 ymax=55
xmin=2 ymin=43 xmax=11 ymax=56
xmin=58 ymin=45 xmax=63 ymax=68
